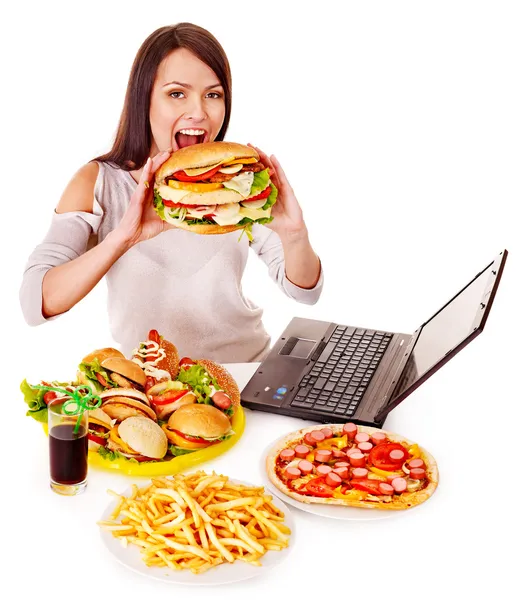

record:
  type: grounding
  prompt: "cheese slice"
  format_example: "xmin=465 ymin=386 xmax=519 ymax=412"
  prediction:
xmin=212 ymin=203 xmax=244 ymax=226
xmin=239 ymin=206 xmax=272 ymax=221
xmin=183 ymin=162 xmax=223 ymax=176
xmin=156 ymin=184 xmax=190 ymax=203
xmin=222 ymin=172 xmax=254 ymax=197
xmin=223 ymin=157 xmax=258 ymax=166
xmin=218 ymin=164 xmax=243 ymax=174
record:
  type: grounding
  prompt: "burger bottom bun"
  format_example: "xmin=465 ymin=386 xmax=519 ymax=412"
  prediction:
xmin=118 ymin=417 xmax=168 ymax=459
xmin=161 ymin=218 xmax=244 ymax=236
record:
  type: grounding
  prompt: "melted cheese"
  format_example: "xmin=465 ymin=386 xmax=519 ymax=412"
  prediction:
xmin=222 ymin=172 xmax=254 ymax=197
xmin=156 ymin=184 xmax=190 ymax=203
xmin=212 ymin=203 xmax=244 ymax=226
xmin=238 ymin=206 xmax=272 ymax=221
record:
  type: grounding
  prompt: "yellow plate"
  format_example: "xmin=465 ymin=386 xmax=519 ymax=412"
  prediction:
xmin=42 ymin=406 xmax=245 ymax=477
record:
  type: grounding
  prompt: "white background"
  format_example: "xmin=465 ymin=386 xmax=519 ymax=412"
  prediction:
xmin=2 ymin=1 xmax=525 ymax=598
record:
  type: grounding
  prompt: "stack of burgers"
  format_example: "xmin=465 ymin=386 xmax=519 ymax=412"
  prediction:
xmin=74 ymin=330 xmax=239 ymax=462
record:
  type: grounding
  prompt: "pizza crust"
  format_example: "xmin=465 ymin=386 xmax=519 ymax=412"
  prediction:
xmin=266 ymin=424 xmax=439 ymax=511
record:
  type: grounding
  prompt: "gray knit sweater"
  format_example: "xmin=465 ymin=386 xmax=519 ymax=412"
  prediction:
xmin=19 ymin=161 xmax=324 ymax=362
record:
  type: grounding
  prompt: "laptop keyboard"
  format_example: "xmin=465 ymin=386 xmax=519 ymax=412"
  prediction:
xmin=290 ymin=326 xmax=393 ymax=418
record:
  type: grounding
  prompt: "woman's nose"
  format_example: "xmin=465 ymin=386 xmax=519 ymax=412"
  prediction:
xmin=184 ymin=99 xmax=207 ymax=122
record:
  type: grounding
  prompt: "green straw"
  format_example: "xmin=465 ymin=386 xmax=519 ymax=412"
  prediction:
xmin=32 ymin=384 xmax=102 ymax=434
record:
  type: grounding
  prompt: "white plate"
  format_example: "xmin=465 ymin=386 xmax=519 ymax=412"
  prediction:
xmin=99 ymin=479 xmax=295 ymax=585
xmin=260 ymin=438 xmax=406 ymax=521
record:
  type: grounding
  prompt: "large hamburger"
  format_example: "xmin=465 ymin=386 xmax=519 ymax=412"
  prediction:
xmin=78 ymin=348 xmax=146 ymax=393
xmin=153 ymin=141 xmax=278 ymax=239
xmin=106 ymin=416 xmax=168 ymax=460
xmin=162 ymin=403 xmax=233 ymax=450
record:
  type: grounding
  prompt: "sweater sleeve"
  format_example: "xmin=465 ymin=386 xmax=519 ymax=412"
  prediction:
xmin=249 ymin=224 xmax=324 ymax=305
xmin=19 ymin=206 xmax=103 ymax=326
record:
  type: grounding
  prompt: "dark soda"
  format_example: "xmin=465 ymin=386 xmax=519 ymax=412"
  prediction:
xmin=49 ymin=423 xmax=88 ymax=484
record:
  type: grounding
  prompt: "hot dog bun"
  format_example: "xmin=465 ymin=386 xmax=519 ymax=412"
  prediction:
xmin=196 ymin=359 xmax=240 ymax=409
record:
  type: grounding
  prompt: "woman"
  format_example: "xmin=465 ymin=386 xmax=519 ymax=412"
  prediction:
xmin=19 ymin=23 xmax=323 ymax=363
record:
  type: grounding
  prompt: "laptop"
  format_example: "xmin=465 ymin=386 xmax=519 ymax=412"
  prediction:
xmin=241 ymin=249 xmax=508 ymax=427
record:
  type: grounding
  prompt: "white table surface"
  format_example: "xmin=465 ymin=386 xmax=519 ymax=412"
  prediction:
xmin=6 ymin=349 xmax=524 ymax=598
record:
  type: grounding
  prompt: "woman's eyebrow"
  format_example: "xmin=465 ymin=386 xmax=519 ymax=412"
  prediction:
xmin=162 ymin=80 xmax=223 ymax=90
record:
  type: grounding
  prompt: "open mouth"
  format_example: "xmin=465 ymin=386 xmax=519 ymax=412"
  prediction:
xmin=175 ymin=129 xmax=207 ymax=149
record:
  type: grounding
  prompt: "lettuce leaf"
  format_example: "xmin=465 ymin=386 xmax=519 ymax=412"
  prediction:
xmin=21 ymin=379 xmax=71 ymax=423
xmin=169 ymin=445 xmax=197 ymax=457
xmin=176 ymin=365 xmax=235 ymax=417
xmin=262 ymin=181 xmax=278 ymax=210
xmin=78 ymin=359 xmax=116 ymax=390
xmin=249 ymin=169 xmax=270 ymax=197
xmin=153 ymin=189 xmax=165 ymax=219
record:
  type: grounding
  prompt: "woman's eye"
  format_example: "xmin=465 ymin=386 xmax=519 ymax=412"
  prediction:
xmin=207 ymin=92 xmax=222 ymax=99
xmin=169 ymin=91 xmax=184 ymax=99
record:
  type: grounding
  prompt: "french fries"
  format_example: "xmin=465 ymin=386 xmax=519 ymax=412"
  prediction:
xmin=98 ymin=471 xmax=291 ymax=574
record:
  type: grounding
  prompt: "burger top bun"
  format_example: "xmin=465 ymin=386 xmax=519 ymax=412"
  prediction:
xmin=101 ymin=357 xmax=147 ymax=387
xmin=99 ymin=388 xmax=151 ymax=406
xmin=167 ymin=403 xmax=231 ymax=439
xmin=196 ymin=359 xmax=241 ymax=409
xmin=88 ymin=407 xmax=113 ymax=426
xmin=82 ymin=347 xmax=125 ymax=364
xmin=155 ymin=141 xmax=259 ymax=185
xmin=118 ymin=417 xmax=168 ymax=459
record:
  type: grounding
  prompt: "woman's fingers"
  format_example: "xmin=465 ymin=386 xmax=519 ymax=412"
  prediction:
xmin=135 ymin=151 xmax=171 ymax=204
xmin=151 ymin=149 xmax=172 ymax=172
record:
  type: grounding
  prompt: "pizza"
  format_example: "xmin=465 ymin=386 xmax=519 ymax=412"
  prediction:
xmin=266 ymin=423 xmax=438 ymax=510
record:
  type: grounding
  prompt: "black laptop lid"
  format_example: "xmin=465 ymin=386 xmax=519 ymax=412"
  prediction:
xmin=375 ymin=249 xmax=508 ymax=422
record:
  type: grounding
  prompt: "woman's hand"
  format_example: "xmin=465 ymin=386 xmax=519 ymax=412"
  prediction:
xmin=248 ymin=144 xmax=308 ymax=241
xmin=114 ymin=150 xmax=174 ymax=248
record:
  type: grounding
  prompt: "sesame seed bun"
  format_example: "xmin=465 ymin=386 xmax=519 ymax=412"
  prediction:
xmin=196 ymin=359 xmax=240 ymax=409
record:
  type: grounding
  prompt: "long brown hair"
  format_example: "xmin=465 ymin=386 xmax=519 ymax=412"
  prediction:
xmin=94 ymin=23 xmax=232 ymax=170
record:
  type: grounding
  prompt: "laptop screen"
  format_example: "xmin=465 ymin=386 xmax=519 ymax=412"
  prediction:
xmin=386 ymin=252 xmax=506 ymax=409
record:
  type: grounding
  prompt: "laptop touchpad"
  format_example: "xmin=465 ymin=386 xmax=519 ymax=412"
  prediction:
xmin=280 ymin=337 xmax=317 ymax=359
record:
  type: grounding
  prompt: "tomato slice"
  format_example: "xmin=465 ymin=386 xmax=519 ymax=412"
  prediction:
xmin=150 ymin=390 xmax=189 ymax=406
xmin=173 ymin=429 xmax=212 ymax=445
xmin=303 ymin=476 xmax=333 ymax=498
xmin=179 ymin=357 xmax=196 ymax=368
xmin=162 ymin=199 xmax=182 ymax=208
xmin=43 ymin=391 xmax=57 ymax=405
xmin=96 ymin=373 xmax=111 ymax=388
xmin=172 ymin=165 xmax=223 ymax=182
xmin=244 ymin=185 xmax=272 ymax=202
xmin=349 ymin=478 xmax=384 ymax=495
xmin=369 ymin=443 xmax=409 ymax=471
xmin=88 ymin=433 xmax=106 ymax=446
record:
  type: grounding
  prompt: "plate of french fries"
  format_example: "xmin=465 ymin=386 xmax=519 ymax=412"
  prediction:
xmin=97 ymin=470 xmax=294 ymax=584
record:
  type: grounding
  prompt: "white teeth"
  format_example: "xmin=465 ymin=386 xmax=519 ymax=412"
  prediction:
xmin=178 ymin=129 xmax=205 ymax=136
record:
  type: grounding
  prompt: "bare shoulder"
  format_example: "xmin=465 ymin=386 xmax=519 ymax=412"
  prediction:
xmin=55 ymin=161 xmax=100 ymax=214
